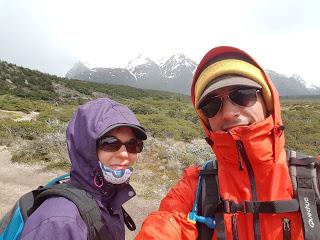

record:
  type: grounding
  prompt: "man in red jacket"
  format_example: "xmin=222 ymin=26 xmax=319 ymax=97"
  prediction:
xmin=135 ymin=46 xmax=320 ymax=239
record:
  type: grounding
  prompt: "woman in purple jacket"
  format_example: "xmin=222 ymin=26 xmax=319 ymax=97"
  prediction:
xmin=19 ymin=98 xmax=147 ymax=240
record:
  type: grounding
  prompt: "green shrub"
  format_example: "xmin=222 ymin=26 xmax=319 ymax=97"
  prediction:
xmin=11 ymin=132 xmax=70 ymax=171
xmin=37 ymin=105 xmax=76 ymax=123
xmin=127 ymin=101 xmax=158 ymax=114
xmin=0 ymin=119 xmax=60 ymax=141
xmin=138 ymin=113 xmax=203 ymax=141
xmin=0 ymin=95 xmax=49 ymax=112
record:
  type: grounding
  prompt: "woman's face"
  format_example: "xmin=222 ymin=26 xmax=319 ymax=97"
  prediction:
xmin=97 ymin=127 xmax=138 ymax=170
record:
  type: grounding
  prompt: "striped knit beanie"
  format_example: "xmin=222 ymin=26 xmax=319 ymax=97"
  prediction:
xmin=193 ymin=50 xmax=274 ymax=114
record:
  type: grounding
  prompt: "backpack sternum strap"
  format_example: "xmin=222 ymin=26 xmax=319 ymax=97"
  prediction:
xmin=222 ymin=199 xmax=299 ymax=214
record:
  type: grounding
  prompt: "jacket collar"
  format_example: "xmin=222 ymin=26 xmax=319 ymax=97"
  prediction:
xmin=210 ymin=116 xmax=277 ymax=167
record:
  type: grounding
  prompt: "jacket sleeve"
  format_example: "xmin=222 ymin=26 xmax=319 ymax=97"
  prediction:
xmin=135 ymin=166 xmax=200 ymax=240
xmin=19 ymin=197 xmax=87 ymax=240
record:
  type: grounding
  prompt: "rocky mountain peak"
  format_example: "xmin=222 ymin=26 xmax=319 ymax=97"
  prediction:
xmin=161 ymin=53 xmax=196 ymax=68
xmin=126 ymin=54 xmax=156 ymax=72
xmin=65 ymin=61 xmax=90 ymax=79
xmin=65 ymin=55 xmax=320 ymax=96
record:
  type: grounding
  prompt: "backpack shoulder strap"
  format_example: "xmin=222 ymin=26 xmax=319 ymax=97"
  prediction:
xmin=121 ymin=206 xmax=136 ymax=231
xmin=188 ymin=159 xmax=226 ymax=240
xmin=35 ymin=183 xmax=112 ymax=240
xmin=0 ymin=176 xmax=71 ymax=240
xmin=287 ymin=149 xmax=320 ymax=240
xmin=200 ymin=159 xmax=226 ymax=240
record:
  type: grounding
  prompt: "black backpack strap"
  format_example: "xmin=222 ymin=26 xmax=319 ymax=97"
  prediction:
xmin=35 ymin=183 xmax=112 ymax=240
xmin=20 ymin=186 xmax=48 ymax=220
xmin=287 ymin=150 xmax=320 ymax=240
xmin=122 ymin=206 xmax=136 ymax=231
xmin=196 ymin=160 xmax=226 ymax=240
xmin=221 ymin=199 xmax=299 ymax=214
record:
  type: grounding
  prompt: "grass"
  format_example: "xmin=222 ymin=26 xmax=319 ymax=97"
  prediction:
xmin=281 ymin=98 xmax=320 ymax=156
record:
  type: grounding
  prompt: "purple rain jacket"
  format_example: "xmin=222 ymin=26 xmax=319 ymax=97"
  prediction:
xmin=20 ymin=98 xmax=147 ymax=240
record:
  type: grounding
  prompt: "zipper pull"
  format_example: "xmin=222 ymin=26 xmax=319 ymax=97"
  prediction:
xmin=282 ymin=218 xmax=291 ymax=240
xmin=236 ymin=141 xmax=245 ymax=170
xmin=238 ymin=153 xmax=245 ymax=170
xmin=232 ymin=214 xmax=239 ymax=240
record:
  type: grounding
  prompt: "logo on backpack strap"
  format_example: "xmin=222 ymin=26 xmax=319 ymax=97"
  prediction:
xmin=303 ymin=197 xmax=315 ymax=228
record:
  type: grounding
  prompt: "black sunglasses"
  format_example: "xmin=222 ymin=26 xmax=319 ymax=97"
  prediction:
xmin=199 ymin=88 xmax=261 ymax=118
xmin=97 ymin=136 xmax=143 ymax=153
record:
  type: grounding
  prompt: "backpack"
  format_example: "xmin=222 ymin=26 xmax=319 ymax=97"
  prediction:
xmin=188 ymin=150 xmax=320 ymax=240
xmin=0 ymin=174 xmax=136 ymax=240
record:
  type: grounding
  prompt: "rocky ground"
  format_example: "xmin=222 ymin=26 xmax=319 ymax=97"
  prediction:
xmin=0 ymin=146 xmax=160 ymax=239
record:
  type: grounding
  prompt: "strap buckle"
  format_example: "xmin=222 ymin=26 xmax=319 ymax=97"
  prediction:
xmin=223 ymin=200 xmax=246 ymax=214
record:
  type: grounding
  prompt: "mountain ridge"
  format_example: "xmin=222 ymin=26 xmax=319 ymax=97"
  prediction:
xmin=66 ymin=55 xmax=320 ymax=96
xmin=66 ymin=54 xmax=197 ymax=95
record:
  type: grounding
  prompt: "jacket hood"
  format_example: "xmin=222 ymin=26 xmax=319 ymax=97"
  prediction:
xmin=66 ymin=98 xmax=146 ymax=198
xmin=191 ymin=46 xmax=285 ymax=161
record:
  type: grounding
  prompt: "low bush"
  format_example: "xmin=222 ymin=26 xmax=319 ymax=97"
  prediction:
xmin=131 ymin=137 xmax=214 ymax=198
xmin=11 ymin=132 xmax=70 ymax=171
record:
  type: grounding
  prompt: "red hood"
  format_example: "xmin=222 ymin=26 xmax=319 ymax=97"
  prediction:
xmin=191 ymin=46 xmax=285 ymax=162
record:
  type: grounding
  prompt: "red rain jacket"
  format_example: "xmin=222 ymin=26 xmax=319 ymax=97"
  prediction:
xmin=135 ymin=46 xmax=304 ymax=239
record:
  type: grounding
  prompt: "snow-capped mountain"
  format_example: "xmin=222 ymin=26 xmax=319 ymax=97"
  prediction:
xmin=266 ymin=70 xmax=313 ymax=96
xmin=66 ymin=63 xmax=136 ymax=86
xmin=160 ymin=54 xmax=197 ymax=94
xmin=127 ymin=54 xmax=153 ymax=71
xmin=66 ymin=54 xmax=197 ymax=94
xmin=65 ymin=55 xmax=319 ymax=96
xmin=160 ymin=54 xmax=196 ymax=79
xmin=127 ymin=54 xmax=165 ymax=91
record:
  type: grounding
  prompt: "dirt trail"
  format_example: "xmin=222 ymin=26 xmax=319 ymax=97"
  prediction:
xmin=0 ymin=146 xmax=159 ymax=239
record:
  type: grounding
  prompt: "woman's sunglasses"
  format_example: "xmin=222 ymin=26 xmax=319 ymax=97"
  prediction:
xmin=199 ymin=88 xmax=261 ymax=118
xmin=97 ymin=136 xmax=143 ymax=153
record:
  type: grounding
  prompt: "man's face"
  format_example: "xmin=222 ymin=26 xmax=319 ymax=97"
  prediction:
xmin=204 ymin=86 xmax=268 ymax=132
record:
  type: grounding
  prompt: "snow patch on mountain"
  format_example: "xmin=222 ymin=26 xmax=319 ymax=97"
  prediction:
xmin=126 ymin=54 xmax=153 ymax=71
xmin=160 ymin=54 xmax=196 ymax=79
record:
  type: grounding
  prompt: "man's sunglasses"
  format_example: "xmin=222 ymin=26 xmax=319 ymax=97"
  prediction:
xmin=97 ymin=136 xmax=143 ymax=153
xmin=199 ymin=88 xmax=261 ymax=118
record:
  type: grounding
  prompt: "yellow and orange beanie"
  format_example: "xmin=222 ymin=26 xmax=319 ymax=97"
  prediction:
xmin=191 ymin=46 xmax=274 ymax=126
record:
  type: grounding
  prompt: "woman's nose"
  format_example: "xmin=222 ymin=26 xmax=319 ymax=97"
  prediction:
xmin=118 ymin=145 xmax=129 ymax=156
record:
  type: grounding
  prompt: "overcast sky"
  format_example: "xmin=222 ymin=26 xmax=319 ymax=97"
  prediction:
xmin=0 ymin=0 xmax=319 ymax=87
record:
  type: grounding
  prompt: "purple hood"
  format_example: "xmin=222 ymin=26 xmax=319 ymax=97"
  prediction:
xmin=66 ymin=98 xmax=146 ymax=200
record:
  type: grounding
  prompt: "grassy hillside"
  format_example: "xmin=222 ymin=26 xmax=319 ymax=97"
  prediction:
xmin=1 ymin=60 xmax=319 ymax=197
xmin=0 ymin=60 xmax=209 ymax=197
xmin=0 ymin=60 xmax=203 ymax=141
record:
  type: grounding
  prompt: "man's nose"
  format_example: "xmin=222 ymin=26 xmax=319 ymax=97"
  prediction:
xmin=220 ymin=97 xmax=240 ymax=120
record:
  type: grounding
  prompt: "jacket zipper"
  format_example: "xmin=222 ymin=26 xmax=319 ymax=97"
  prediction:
xmin=236 ymin=140 xmax=260 ymax=240
xmin=232 ymin=214 xmax=239 ymax=240
xmin=237 ymin=147 xmax=245 ymax=170
xmin=282 ymin=218 xmax=291 ymax=240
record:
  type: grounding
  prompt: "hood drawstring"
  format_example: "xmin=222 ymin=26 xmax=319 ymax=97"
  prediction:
xmin=93 ymin=171 xmax=104 ymax=188
xmin=235 ymin=141 xmax=245 ymax=171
